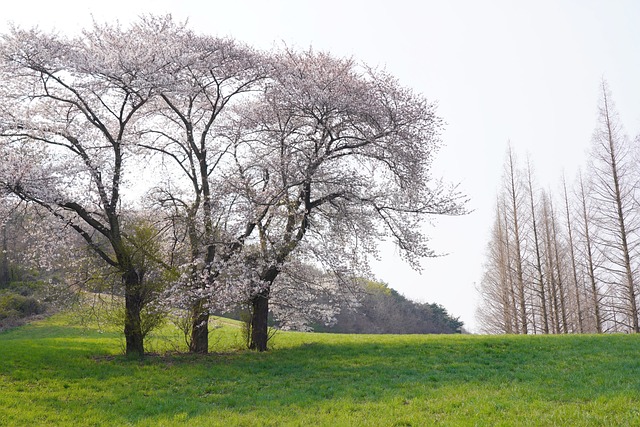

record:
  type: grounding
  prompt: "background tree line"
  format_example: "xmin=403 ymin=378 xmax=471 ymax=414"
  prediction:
xmin=313 ymin=279 xmax=463 ymax=334
xmin=477 ymin=82 xmax=640 ymax=334
xmin=214 ymin=278 xmax=464 ymax=335
xmin=0 ymin=16 xmax=466 ymax=356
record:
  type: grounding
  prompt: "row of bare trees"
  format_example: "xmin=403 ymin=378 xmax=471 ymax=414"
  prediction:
xmin=478 ymin=82 xmax=640 ymax=334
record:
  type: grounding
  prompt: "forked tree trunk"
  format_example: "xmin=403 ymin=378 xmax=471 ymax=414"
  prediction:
xmin=123 ymin=269 xmax=145 ymax=358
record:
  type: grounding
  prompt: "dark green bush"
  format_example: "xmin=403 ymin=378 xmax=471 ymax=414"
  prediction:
xmin=0 ymin=292 xmax=45 ymax=320
xmin=1 ymin=280 xmax=47 ymax=296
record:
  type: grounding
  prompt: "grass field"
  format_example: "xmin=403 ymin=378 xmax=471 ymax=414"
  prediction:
xmin=1 ymin=314 xmax=640 ymax=426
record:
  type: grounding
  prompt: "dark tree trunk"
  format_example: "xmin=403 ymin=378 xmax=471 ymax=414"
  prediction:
xmin=249 ymin=291 xmax=270 ymax=352
xmin=123 ymin=270 xmax=145 ymax=358
xmin=0 ymin=223 xmax=9 ymax=287
xmin=189 ymin=299 xmax=209 ymax=353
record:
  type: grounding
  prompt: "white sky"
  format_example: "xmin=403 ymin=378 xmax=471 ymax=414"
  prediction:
xmin=3 ymin=0 xmax=640 ymax=332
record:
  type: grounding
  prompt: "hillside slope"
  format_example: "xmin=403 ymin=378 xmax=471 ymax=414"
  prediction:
xmin=1 ymin=315 xmax=639 ymax=426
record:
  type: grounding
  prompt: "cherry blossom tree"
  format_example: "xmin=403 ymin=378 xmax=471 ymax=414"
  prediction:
xmin=133 ymin=17 xmax=266 ymax=354
xmin=0 ymin=18 xmax=467 ymax=354
xmin=225 ymin=49 xmax=467 ymax=351
xmin=0 ymin=20 xmax=171 ymax=357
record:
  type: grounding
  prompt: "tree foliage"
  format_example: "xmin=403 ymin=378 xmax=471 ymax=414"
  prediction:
xmin=314 ymin=279 xmax=463 ymax=334
xmin=0 ymin=16 xmax=466 ymax=354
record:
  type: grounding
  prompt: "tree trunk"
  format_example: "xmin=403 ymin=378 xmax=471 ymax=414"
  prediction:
xmin=599 ymin=84 xmax=639 ymax=333
xmin=249 ymin=291 xmax=270 ymax=352
xmin=502 ymin=204 xmax=520 ymax=334
xmin=189 ymin=299 xmax=209 ymax=353
xmin=542 ymin=196 xmax=561 ymax=334
xmin=507 ymin=146 xmax=528 ymax=334
xmin=123 ymin=270 xmax=145 ymax=358
xmin=563 ymin=177 xmax=584 ymax=333
xmin=550 ymin=204 xmax=569 ymax=334
xmin=526 ymin=162 xmax=549 ymax=334
xmin=579 ymin=174 xmax=602 ymax=333
xmin=0 ymin=223 xmax=9 ymax=287
xmin=497 ymin=207 xmax=513 ymax=333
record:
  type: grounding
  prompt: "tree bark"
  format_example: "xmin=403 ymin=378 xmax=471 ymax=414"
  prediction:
xmin=502 ymin=202 xmax=520 ymax=334
xmin=507 ymin=147 xmax=528 ymax=334
xmin=549 ymin=199 xmax=569 ymax=333
xmin=249 ymin=290 xmax=270 ymax=352
xmin=123 ymin=269 xmax=145 ymax=358
xmin=563 ymin=176 xmax=584 ymax=333
xmin=189 ymin=300 xmax=209 ymax=353
xmin=599 ymin=85 xmax=639 ymax=332
xmin=496 ymin=202 xmax=514 ymax=333
xmin=526 ymin=161 xmax=549 ymax=333
xmin=579 ymin=174 xmax=602 ymax=333
xmin=0 ymin=223 xmax=9 ymax=287
xmin=542 ymin=196 xmax=561 ymax=334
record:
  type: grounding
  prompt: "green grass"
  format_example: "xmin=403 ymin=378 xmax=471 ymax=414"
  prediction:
xmin=1 ymin=315 xmax=640 ymax=426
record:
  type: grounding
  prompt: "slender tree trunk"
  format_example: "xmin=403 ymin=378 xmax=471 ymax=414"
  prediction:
xmin=563 ymin=176 xmax=584 ymax=333
xmin=507 ymin=147 xmax=528 ymax=334
xmin=526 ymin=161 xmax=548 ymax=333
xmin=542 ymin=196 xmax=561 ymax=334
xmin=0 ymin=223 xmax=9 ymax=287
xmin=502 ymin=202 xmax=520 ymax=334
xmin=497 ymin=205 xmax=514 ymax=333
xmin=509 ymin=276 xmax=520 ymax=333
xmin=123 ymin=269 xmax=145 ymax=358
xmin=579 ymin=174 xmax=602 ymax=333
xmin=546 ymin=257 xmax=560 ymax=334
xmin=601 ymin=89 xmax=639 ymax=333
xmin=550 ymin=201 xmax=569 ymax=333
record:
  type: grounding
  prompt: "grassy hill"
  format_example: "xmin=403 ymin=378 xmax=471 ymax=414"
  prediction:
xmin=1 ymin=314 xmax=640 ymax=426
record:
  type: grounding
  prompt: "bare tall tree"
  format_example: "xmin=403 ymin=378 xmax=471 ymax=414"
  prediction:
xmin=562 ymin=174 xmax=584 ymax=333
xmin=525 ymin=158 xmax=549 ymax=333
xmin=477 ymin=198 xmax=519 ymax=334
xmin=588 ymin=81 xmax=639 ymax=333
xmin=505 ymin=146 xmax=529 ymax=333
xmin=548 ymin=196 xmax=569 ymax=333
xmin=577 ymin=171 xmax=603 ymax=332
xmin=540 ymin=192 xmax=562 ymax=333
xmin=501 ymin=199 xmax=521 ymax=333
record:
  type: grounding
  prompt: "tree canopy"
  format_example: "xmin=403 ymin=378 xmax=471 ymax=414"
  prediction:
xmin=0 ymin=16 xmax=466 ymax=354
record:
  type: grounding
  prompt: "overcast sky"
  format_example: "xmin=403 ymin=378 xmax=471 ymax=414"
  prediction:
xmin=3 ymin=1 xmax=640 ymax=331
